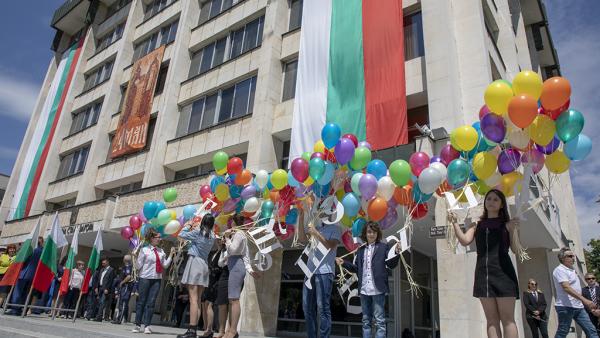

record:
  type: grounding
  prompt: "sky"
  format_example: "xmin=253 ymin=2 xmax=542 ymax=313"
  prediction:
xmin=0 ymin=1 xmax=597 ymax=245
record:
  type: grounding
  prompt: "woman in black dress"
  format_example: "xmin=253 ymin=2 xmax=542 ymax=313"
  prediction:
xmin=451 ymin=189 xmax=520 ymax=338
xmin=199 ymin=240 xmax=225 ymax=338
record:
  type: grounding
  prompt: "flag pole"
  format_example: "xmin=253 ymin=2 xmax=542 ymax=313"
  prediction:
xmin=21 ymin=283 xmax=35 ymax=318
xmin=72 ymin=292 xmax=84 ymax=323
xmin=51 ymin=290 xmax=61 ymax=320
xmin=2 ymin=284 xmax=15 ymax=313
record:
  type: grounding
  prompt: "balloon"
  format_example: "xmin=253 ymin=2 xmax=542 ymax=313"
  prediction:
xmin=366 ymin=160 xmax=387 ymax=180
xmin=163 ymin=188 xmax=177 ymax=203
xmin=212 ymin=151 xmax=229 ymax=171
xmin=447 ymin=159 xmax=470 ymax=187
xmin=389 ymin=159 xmax=411 ymax=187
xmin=542 ymin=99 xmax=570 ymax=120
xmin=564 ymin=134 xmax=592 ymax=161
xmin=290 ymin=158 xmax=309 ymax=183
xmin=507 ymin=126 xmax=530 ymax=150
xmin=243 ymin=197 xmax=260 ymax=213
xmin=235 ymin=169 xmax=252 ymax=185
xmin=170 ymin=210 xmax=177 ymax=220
xmin=540 ymin=76 xmax=571 ymax=110
xmin=412 ymin=183 xmax=433 ymax=203
xmin=555 ymin=109 xmax=585 ymax=143
xmin=358 ymin=141 xmax=372 ymax=150
xmin=349 ymin=146 xmax=372 ymax=170
xmin=379 ymin=205 xmax=398 ymax=230
xmin=285 ymin=208 xmax=299 ymax=224
xmin=352 ymin=218 xmax=366 ymax=237
xmin=367 ymin=197 xmax=388 ymax=221
xmin=342 ymin=230 xmax=359 ymax=251
xmin=359 ymin=174 xmax=378 ymax=200
xmin=409 ymin=152 xmax=430 ymax=176
xmin=215 ymin=183 xmax=230 ymax=201
xmin=164 ymin=220 xmax=181 ymax=235
xmin=418 ymin=167 xmax=443 ymax=194
xmin=342 ymin=193 xmax=361 ymax=217
xmin=140 ymin=223 xmax=151 ymax=237
xmin=267 ymin=169 xmax=285 ymax=190
xmin=182 ymin=205 xmax=197 ymax=220
xmin=451 ymin=125 xmax=479 ymax=151
xmin=309 ymin=158 xmax=326 ymax=181
xmin=301 ymin=151 xmax=311 ymax=162
xmin=473 ymin=179 xmax=491 ymax=195
xmin=472 ymin=152 xmax=497 ymax=180
xmin=157 ymin=209 xmax=172 ymax=225
xmin=129 ymin=215 xmax=142 ymax=230
xmin=351 ymin=173 xmax=363 ymax=196
xmin=480 ymin=113 xmax=507 ymax=143
xmin=342 ymin=133 xmax=358 ymax=147
xmin=240 ymin=185 xmax=256 ymax=200
xmin=411 ymin=203 xmax=428 ymax=220
xmin=484 ymin=80 xmax=514 ymax=114
xmin=229 ymin=185 xmax=242 ymax=199
xmin=521 ymin=149 xmax=545 ymax=174
xmin=227 ymin=157 xmax=243 ymax=175
xmin=545 ymin=150 xmax=570 ymax=174
xmin=121 ymin=226 xmax=134 ymax=240
xmin=287 ymin=170 xmax=300 ymax=187
xmin=512 ymin=70 xmax=543 ymax=99
xmin=377 ymin=176 xmax=396 ymax=201
xmin=507 ymin=94 xmax=538 ymax=128
xmin=311 ymin=152 xmax=325 ymax=160
xmin=393 ymin=184 xmax=413 ymax=206
xmin=528 ymin=115 xmax=556 ymax=146
xmin=318 ymin=161 xmax=335 ymax=185
xmin=321 ymin=123 xmax=342 ymax=149
xmin=430 ymin=156 xmax=443 ymax=164
xmin=440 ymin=144 xmax=460 ymax=166
xmin=261 ymin=200 xmax=275 ymax=219
xmin=500 ymin=172 xmax=524 ymax=197
xmin=199 ymin=185 xmax=212 ymax=199
xmin=255 ymin=170 xmax=269 ymax=189
xmin=479 ymin=105 xmax=492 ymax=120
xmin=429 ymin=162 xmax=447 ymax=180
xmin=143 ymin=201 xmax=159 ymax=220
xmin=314 ymin=140 xmax=326 ymax=153
xmin=497 ymin=148 xmax=521 ymax=174
xmin=216 ymin=167 xmax=227 ymax=176
xmin=312 ymin=182 xmax=330 ymax=198
xmin=210 ymin=176 xmax=225 ymax=192
xmin=485 ymin=171 xmax=502 ymax=187
xmin=535 ymin=136 xmax=560 ymax=155
xmin=334 ymin=137 xmax=356 ymax=165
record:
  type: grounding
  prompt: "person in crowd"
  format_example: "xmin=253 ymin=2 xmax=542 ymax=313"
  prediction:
xmin=0 ymin=244 xmax=17 ymax=307
xmin=84 ymin=271 xmax=98 ymax=320
xmin=112 ymin=255 xmax=134 ymax=324
xmin=523 ymin=278 xmax=549 ymax=338
xmin=176 ymin=214 xmax=216 ymax=338
xmin=201 ymin=240 xmax=225 ymax=337
xmin=41 ymin=256 xmax=66 ymax=315
xmin=297 ymin=197 xmax=342 ymax=338
xmin=173 ymin=284 xmax=189 ymax=328
xmin=552 ymin=248 xmax=598 ymax=338
xmin=215 ymin=237 xmax=230 ymax=338
xmin=222 ymin=214 xmax=260 ymax=338
xmin=583 ymin=272 xmax=600 ymax=330
xmin=132 ymin=228 xmax=175 ymax=334
xmin=94 ymin=257 xmax=116 ymax=322
xmin=336 ymin=221 xmax=402 ymax=338
xmin=451 ymin=189 xmax=520 ymax=338
xmin=61 ymin=260 xmax=84 ymax=318
xmin=6 ymin=237 xmax=43 ymax=316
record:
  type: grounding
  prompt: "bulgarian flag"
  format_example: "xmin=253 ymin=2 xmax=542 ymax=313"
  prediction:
xmin=81 ymin=230 xmax=103 ymax=294
xmin=59 ymin=225 xmax=80 ymax=295
xmin=32 ymin=214 xmax=68 ymax=293
xmin=290 ymin=0 xmax=408 ymax=161
xmin=0 ymin=219 xmax=42 ymax=286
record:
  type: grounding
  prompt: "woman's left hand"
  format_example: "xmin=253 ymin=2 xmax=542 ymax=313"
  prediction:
xmin=507 ymin=218 xmax=520 ymax=232
xmin=250 ymin=271 xmax=261 ymax=279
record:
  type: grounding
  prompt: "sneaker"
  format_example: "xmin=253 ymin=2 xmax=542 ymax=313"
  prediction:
xmin=132 ymin=326 xmax=142 ymax=333
xmin=144 ymin=326 xmax=153 ymax=334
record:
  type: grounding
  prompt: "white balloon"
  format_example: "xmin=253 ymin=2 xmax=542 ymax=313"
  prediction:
xmin=243 ymin=197 xmax=260 ymax=213
xmin=485 ymin=172 xmax=502 ymax=187
xmin=508 ymin=127 xmax=530 ymax=150
xmin=418 ymin=167 xmax=443 ymax=194
xmin=377 ymin=176 xmax=396 ymax=201
xmin=255 ymin=170 xmax=269 ymax=189
xmin=164 ymin=220 xmax=181 ymax=235
xmin=429 ymin=162 xmax=447 ymax=179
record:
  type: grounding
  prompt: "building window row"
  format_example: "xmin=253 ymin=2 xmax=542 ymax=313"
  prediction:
xmin=288 ymin=0 xmax=302 ymax=31
xmin=176 ymin=75 xmax=257 ymax=137
xmin=189 ymin=16 xmax=264 ymax=78
xmin=143 ymin=0 xmax=177 ymax=21
xmin=133 ymin=19 xmax=179 ymax=62
xmin=102 ymin=181 xmax=143 ymax=198
xmin=57 ymin=145 xmax=90 ymax=180
xmin=105 ymin=0 xmax=132 ymax=19
xmin=174 ymin=153 xmax=247 ymax=180
xmin=69 ymin=101 xmax=102 ymax=135
xmin=198 ymin=0 xmax=244 ymax=25
xmin=96 ymin=22 xmax=125 ymax=53
xmin=281 ymin=59 xmax=297 ymax=102
xmin=82 ymin=59 xmax=114 ymax=92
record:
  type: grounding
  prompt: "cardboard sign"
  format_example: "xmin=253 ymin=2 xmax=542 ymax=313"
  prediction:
xmin=337 ymin=274 xmax=362 ymax=314
xmin=295 ymin=241 xmax=331 ymax=289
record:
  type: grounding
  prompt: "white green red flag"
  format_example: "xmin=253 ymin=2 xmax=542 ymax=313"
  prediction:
xmin=32 ymin=214 xmax=68 ymax=292
xmin=59 ymin=225 xmax=80 ymax=295
xmin=81 ymin=230 xmax=103 ymax=294
xmin=0 ymin=219 xmax=42 ymax=286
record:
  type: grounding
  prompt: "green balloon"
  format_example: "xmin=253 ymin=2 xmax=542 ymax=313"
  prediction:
xmin=389 ymin=160 xmax=411 ymax=187
xmin=150 ymin=217 xmax=160 ymax=227
xmin=349 ymin=146 xmax=372 ymax=170
xmin=309 ymin=158 xmax=326 ymax=180
xmin=556 ymin=109 xmax=584 ymax=143
xmin=212 ymin=151 xmax=229 ymax=171
xmin=163 ymin=188 xmax=177 ymax=203
xmin=301 ymin=152 xmax=311 ymax=162
xmin=157 ymin=209 xmax=172 ymax=225
xmin=261 ymin=200 xmax=274 ymax=219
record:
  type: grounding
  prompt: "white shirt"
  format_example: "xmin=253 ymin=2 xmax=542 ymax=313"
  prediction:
xmin=360 ymin=243 xmax=381 ymax=296
xmin=136 ymin=245 xmax=172 ymax=279
xmin=553 ymin=264 xmax=583 ymax=308
xmin=69 ymin=269 xmax=84 ymax=289
xmin=100 ymin=266 xmax=110 ymax=285
xmin=224 ymin=232 xmax=253 ymax=272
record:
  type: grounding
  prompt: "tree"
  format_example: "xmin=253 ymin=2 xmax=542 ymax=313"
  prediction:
xmin=585 ymin=238 xmax=600 ymax=276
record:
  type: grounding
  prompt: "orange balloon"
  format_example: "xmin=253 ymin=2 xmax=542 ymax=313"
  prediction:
xmin=393 ymin=185 xmax=414 ymax=206
xmin=367 ymin=197 xmax=388 ymax=221
xmin=234 ymin=169 xmax=252 ymax=186
xmin=269 ymin=190 xmax=280 ymax=202
xmin=540 ymin=77 xmax=571 ymax=110
xmin=508 ymin=94 xmax=538 ymax=128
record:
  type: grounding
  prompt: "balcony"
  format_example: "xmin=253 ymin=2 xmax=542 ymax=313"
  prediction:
xmin=46 ymin=172 xmax=83 ymax=203
xmin=51 ymin=0 xmax=92 ymax=35
xmin=95 ymin=150 xmax=148 ymax=190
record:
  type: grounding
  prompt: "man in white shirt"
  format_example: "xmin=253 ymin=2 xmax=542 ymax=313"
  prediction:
xmin=552 ymin=248 xmax=598 ymax=338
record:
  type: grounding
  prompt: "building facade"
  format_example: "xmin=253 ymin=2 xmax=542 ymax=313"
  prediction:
xmin=0 ymin=0 xmax=588 ymax=337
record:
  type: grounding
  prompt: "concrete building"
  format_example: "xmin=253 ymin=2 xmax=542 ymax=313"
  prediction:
xmin=0 ymin=0 xmax=587 ymax=337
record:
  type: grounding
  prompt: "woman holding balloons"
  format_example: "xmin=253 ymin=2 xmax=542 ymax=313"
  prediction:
xmin=176 ymin=214 xmax=216 ymax=338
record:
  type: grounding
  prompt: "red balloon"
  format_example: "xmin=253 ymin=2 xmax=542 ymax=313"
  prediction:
xmin=324 ymin=148 xmax=337 ymax=163
xmin=129 ymin=215 xmax=142 ymax=230
xmin=342 ymin=229 xmax=360 ymax=251
xmin=542 ymin=99 xmax=570 ymax=120
xmin=200 ymin=185 xmax=212 ymax=199
xmin=121 ymin=226 xmax=134 ymax=240
xmin=227 ymin=157 xmax=244 ymax=175
xmin=410 ymin=203 xmax=429 ymax=220
xmin=342 ymin=133 xmax=359 ymax=147
xmin=291 ymin=158 xmax=309 ymax=182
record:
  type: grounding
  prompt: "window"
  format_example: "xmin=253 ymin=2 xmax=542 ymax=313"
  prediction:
xmin=133 ymin=20 xmax=179 ymax=62
xmin=102 ymin=181 xmax=142 ymax=198
xmin=288 ymin=0 xmax=302 ymax=31
xmin=56 ymin=146 xmax=90 ymax=180
xmin=154 ymin=66 xmax=169 ymax=95
xmin=69 ymin=101 xmax=102 ymax=135
xmin=174 ymin=153 xmax=247 ymax=180
xmin=198 ymin=0 xmax=242 ymax=25
xmin=105 ymin=0 xmax=131 ymax=18
xmin=47 ymin=198 xmax=76 ymax=212
xmin=144 ymin=0 xmax=177 ymax=20
xmin=118 ymin=84 xmax=128 ymax=112
xmin=96 ymin=22 xmax=125 ymax=52
xmin=0 ymin=188 xmax=5 ymax=202
xmin=176 ymin=76 xmax=257 ymax=137
xmin=280 ymin=140 xmax=290 ymax=169
xmin=282 ymin=59 xmax=297 ymax=101
xmin=404 ymin=12 xmax=424 ymax=60
xmin=82 ymin=59 xmax=114 ymax=92
xmin=188 ymin=16 xmax=263 ymax=78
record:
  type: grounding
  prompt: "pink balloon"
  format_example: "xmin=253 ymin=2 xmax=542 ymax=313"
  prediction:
xmin=200 ymin=185 xmax=212 ymax=199
xmin=129 ymin=215 xmax=142 ymax=230
xmin=311 ymin=152 xmax=325 ymax=160
xmin=440 ymin=144 xmax=460 ymax=166
xmin=121 ymin=226 xmax=134 ymax=240
xmin=409 ymin=152 xmax=430 ymax=176
xmin=521 ymin=149 xmax=545 ymax=174
xmin=342 ymin=133 xmax=359 ymax=147
xmin=479 ymin=105 xmax=492 ymax=120
xmin=342 ymin=229 xmax=359 ymax=251
xmin=291 ymin=158 xmax=309 ymax=182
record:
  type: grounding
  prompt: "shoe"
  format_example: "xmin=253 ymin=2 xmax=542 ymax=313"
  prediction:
xmin=144 ymin=326 xmax=153 ymax=334
xmin=199 ymin=332 xmax=214 ymax=338
xmin=132 ymin=326 xmax=141 ymax=333
xmin=176 ymin=328 xmax=197 ymax=338
xmin=93 ymin=318 xmax=102 ymax=322
xmin=111 ymin=320 xmax=121 ymax=324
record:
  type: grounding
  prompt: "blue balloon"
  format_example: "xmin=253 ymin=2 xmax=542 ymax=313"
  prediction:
xmin=143 ymin=201 xmax=159 ymax=220
xmin=412 ymin=182 xmax=433 ymax=203
xmin=321 ymin=123 xmax=342 ymax=149
xmin=229 ymin=185 xmax=242 ymax=199
xmin=313 ymin=183 xmax=330 ymax=198
xmin=366 ymin=159 xmax=387 ymax=180
xmin=183 ymin=205 xmax=197 ymax=220
xmin=352 ymin=218 xmax=367 ymax=237
xmin=285 ymin=208 xmax=299 ymax=224
xmin=141 ymin=223 xmax=151 ymax=237
xmin=342 ymin=193 xmax=361 ymax=217
xmin=266 ymin=176 xmax=274 ymax=190
xmin=287 ymin=170 xmax=300 ymax=187
xmin=155 ymin=201 xmax=166 ymax=215
xmin=318 ymin=161 xmax=335 ymax=185
xmin=447 ymin=159 xmax=470 ymax=187
xmin=210 ymin=176 xmax=225 ymax=192
xmin=564 ymin=134 xmax=592 ymax=161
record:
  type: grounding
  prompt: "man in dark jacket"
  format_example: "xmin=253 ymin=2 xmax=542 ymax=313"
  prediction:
xmin=583 ymin=273 xmax=600 ymax=330
xmin=93 ymin=258 xmax=116 ymax=322
xmin=7 ymin=237 xmax=44 ymax=315
xmin=112 ymin=255 xmax=134 ymax=324
xmin=523 ymin=278 xmax=549 ymax=338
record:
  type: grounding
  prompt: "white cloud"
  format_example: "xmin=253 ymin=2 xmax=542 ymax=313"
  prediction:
xmin=0 ymin=73 xmax=40 ymax=122
xmin=0 ymin=145 xmax=18 ymax=160
xmin=574 ymin=194 xmax=599 ymax=247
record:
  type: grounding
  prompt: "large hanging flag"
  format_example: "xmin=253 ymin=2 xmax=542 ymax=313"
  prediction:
xmin=290 ymin=0 xmax=407 ymax=161
xmin=0 ymin=219 xmax=42 ymax=286
xmin=32 ymin=214 xmax=68 ymax=293
xmin=59 ymin=225 xmax=80 ymax=295
xmin=81 ymin=230 xmax=103 ymax=294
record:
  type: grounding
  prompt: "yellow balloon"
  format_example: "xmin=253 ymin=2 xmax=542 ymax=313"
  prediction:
xmin=314 ymin=140 xmax=326 ymax=153
xmin=262 ymin=188 xmax=270 ymax=199
xmin=527 ymin=115 xmax=556 ymax=146
xmin=304 ymin=176 xmax=314 ymax=186
xmin=215 ymin=183 xmax=230 ymax=201
xmin=472 ymin=152 xmax=498 ymax=180
xmin=484 ymin=80 xmax=514 ymax=114
xmin=545 ymin=150 xmax=570 ymax=174
xmin=216 ymin=167 xmax=227 ymax=176
xmin=170 ymin=210 xmax=177 ymax=220
xmin=340 ymin=215 xmax=353 ymax=227
xmin=450 ymin=132 xmax=463 ymax=151
xmin=512 ymin=70 xmax=543 ymax=100
xmin=473 ymin=180 xmax=491 ymax=195
xmin=215 ymin=213 xmax=231 ymax=226
xmin=270 ymin=169 xmax=288 ymax=190
xmin=335 ymin=189 xmax=345 ymax=201
xmin=451 ymin=125 xmax=479 ymax=151
xmin=500 ymin=172 xmax=524 ymax=197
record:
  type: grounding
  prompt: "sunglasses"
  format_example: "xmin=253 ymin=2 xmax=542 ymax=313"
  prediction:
xmin=586 ymin=277 xmax=596 ymax=281
xmin=565 ymin=254 xmax=575 ymax=258
xmin=529 ymin=283 xmax=537 ymax=285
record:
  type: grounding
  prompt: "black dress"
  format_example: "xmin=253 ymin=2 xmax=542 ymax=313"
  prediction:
xmin=473 ymin=217 xmax=519 ymax=299
xmin=201 ymin=250 xmax=223 ymax=303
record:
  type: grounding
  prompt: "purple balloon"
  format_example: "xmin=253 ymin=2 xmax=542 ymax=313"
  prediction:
xmin=480 ymin=113 xmax=506 ymax=143
xmin=295 ymin=185 xmax=308 ymax=197
xmin=334 ymin=138 xmax=356 ymax=165
xmin=430 ymin=156 xmax=443 ymax=164
xmin=535 ymin=136 xmax=560 ymax=155
xmin=177 ymin=215 xmax=185 ymax=225
xmin=223 ymin=198 xmax=240 ymax=213
xmin=498 ymin=148 xmax=521 ymax=174
xmin=358 ymin=141 xmax=372 ymax=150
xmin=129 ymin=235 xmax=139 ymax=250
xmin=380 ymin=206 xmax=398 ymax=230
xmin=241 ymin=185 xmax=257 ymax=200
xmin=358 ymin=174 xmax=378 ymax=200
xmin=440 ymin=144 xmax=460 ymax=166
xmin=138 ymin=209 xmax=148 ymax=223
xmin=521 ymin=149 xmax=545 ymax=174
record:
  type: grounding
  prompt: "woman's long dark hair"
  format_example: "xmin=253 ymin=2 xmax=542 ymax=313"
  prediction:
xmin=200 ymin=214 xmax=215 ymax=238
xmin=481 ymin=189 xmax=509 ymax=223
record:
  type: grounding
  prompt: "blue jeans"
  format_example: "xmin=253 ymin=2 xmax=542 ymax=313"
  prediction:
xmin=555 ymin=306 xmax=599 ymax=338
xmin=360 ymin=294 xmax=386 ymax=338
xmin=303 ymin=273 xmax=334 ymax=338
xmin=135 ymin=278 xmax=161 ymax=327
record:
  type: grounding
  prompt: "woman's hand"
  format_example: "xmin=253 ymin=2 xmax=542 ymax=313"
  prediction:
xmin=507 ymin=218 xmax=520 ymax=232
xmin=249 ymin=271 xmax=261 ymax=279
xmin=335 ymin=257 xmax=344 ymax=265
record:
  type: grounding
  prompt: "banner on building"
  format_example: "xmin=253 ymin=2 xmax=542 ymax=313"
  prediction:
xmin=110 ymin=45 xmax=165 ymax=158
